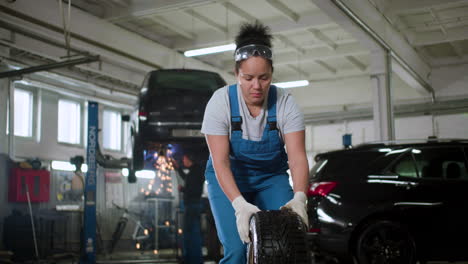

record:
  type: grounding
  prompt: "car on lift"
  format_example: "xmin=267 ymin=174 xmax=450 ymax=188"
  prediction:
xmin=131 ymin=69 xmax=226 ymax=172
xmin=307 ymin=138 xmax=468 ymax=264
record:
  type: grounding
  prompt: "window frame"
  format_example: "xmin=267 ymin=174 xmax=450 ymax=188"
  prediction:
xmin=102 ymin=108 xmax=124 ymax=152
xmin=386 ymin=151 xmax=420 ymax=179
xmin=7 ymin=85 xmax=37 ymax=140
xmin=412 ymin=146 xmax=468 ymax=180
xmin=57 ymin=98 xmax=83 ymax=146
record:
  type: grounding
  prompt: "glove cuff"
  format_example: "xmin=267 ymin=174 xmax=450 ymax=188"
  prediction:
xmin=232 ymin=196 xmax=246 ymax=211
xmin=294 ymin=191 xmax=307 ymax=202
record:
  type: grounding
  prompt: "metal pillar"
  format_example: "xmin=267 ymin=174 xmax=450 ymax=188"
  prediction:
xmin=81 ymin=102 xmax=99 ymax=264
xmin=7 ymin=78 xmax=14 ymax=158
xmin=371 ymin=50 xmax=394 ymax=141
xmin=0 ymin=73 xmax=8 ymax=154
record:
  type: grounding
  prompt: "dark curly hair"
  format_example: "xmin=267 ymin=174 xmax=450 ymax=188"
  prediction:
xmin=234 ymin=21 xmax=274 ymax=72
xmin=235 ymin=21 xmax=273 ymax=48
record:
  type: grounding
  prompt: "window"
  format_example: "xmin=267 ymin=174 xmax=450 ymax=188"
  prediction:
xmin=6 ymin=89 xmax=33 ymax=137
xmin=390 ymin=154 xmax=419 ymax=178
xmin=58 ymin=99 xmax=81 ymax=144
xmin=103 ymin=109 xmax=121 ymax=151
xmin=413 ymin=147 xmax=468 ymax=180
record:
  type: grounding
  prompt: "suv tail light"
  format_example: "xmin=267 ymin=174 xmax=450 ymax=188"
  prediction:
xmin=308 ymin=182 xmax=337 ymax=197
xmin=138 ymin=111 xmax=148 ymax=121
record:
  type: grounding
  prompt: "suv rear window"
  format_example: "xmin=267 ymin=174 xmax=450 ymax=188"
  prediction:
xmin=374 ymin=146 xmax=468 ymax=180
xmin=311 ymin=151 xmax=384 ymax=181
xmin=144 ymin=70 xmax=225 ymax=97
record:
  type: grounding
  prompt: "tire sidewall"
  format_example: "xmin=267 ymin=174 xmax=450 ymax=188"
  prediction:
xmin=355 ymin=220 xmax=416 ymax=264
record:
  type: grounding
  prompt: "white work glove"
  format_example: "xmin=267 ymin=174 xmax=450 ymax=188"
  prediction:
xmin=232 ymin=196 xmax=260 ymax=243
xmin=281 ymin=191 xmax=309 ymax=228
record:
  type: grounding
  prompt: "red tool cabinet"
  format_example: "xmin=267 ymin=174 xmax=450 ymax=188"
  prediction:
xmin=8 ymin=168 xmax=50 ymax=202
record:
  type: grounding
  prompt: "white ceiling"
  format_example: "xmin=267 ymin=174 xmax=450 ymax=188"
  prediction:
xmin=70 ymin=0 xmax=468 ymax=79
xmin=0 ymin=0 xmax=467 ymax=118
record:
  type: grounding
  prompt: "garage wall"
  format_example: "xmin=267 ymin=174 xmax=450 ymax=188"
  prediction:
xmin=0 ymin=86 xmax=132 ymax=162
xmin=0 ymin=164 xmax=180 ymax=250
xmin=305 ymin=113 xmax=468 ymax=164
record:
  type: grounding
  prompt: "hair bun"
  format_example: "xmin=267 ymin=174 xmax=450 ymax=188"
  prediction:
xmin=235 ymin=21 xmax=272 ymax=48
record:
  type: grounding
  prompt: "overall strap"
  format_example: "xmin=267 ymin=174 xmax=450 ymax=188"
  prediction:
xmin=267 ymin=85 xmax=278 ymax=131
xmin=228 ymin=84 xmax=242 ymax=132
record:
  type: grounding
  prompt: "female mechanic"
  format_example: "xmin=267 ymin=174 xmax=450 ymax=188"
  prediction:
xmin=201 ymin=21 xmax=309 ymax=263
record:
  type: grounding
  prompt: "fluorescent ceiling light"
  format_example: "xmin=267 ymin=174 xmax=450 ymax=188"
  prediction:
xmin=184 ymin=43 xmax=236 ymax=57
xmin=274 ymin=80 xmax=309 ymax=88
xmin=135 ymin=170 xmax=156 ymax=179
xmin=51 ymin=160 xmax=88 ymax=172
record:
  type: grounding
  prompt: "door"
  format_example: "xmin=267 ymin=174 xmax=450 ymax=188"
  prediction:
xmin=400 ymin=146 xmax=468 ymax=260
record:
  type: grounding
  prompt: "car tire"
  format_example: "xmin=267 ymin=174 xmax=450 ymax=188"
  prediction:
xmin=355 ymin=220 xmax=416 ymax=264
xmin=247 ymin=209 xmax=311 ymax=264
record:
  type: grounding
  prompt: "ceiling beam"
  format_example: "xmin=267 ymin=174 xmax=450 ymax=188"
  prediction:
xmin=308 ymin=29 xmax=337 ymax=50
xmin=408 ymin=26 xmax=468 ymax=46
xmin=109 ymin=0 xmax=131 ymax=8
xmin=315 ymin=60 xmax=337 ymax=74
xmin=104 ymin=0 xmax=223 ymax=22
xmin=0 ymin=29 xmax=145 ymax=86
xmin=220 ymin=42 xmax=367 ymax=68
xmin=149 ymin=16 xmax=196 ymax=40
xmin=450 ymin=42 xmax=464 ymax=58
xmin=287 ymin=65 xmax=310 ymax=79
xmin=275 ymin=35 xmax=306 ymax=54
xmin=272 ymin=42 xmax=367 ymax=67
xmin=385 ymin=0 xmax=467 ymax=15
xmin=184 ymin=9 xmax=227 ymax=33
xmin=174 ymin=10 xmax=334 ymax=49
xmin=265 ymin=0 xmax=300 ymax=22
xmin=391 ymin=60 xmax=427 ymax=94
xmin=346 ymin=55 xmax=367 ymax=71
xmin=0 ymin=0 xmax=234 ymax=82
xmin=312 ymin=0 xmax=432 ymax=94
xmin=429 ymin=55 xmax=468 ymax=68
xmin=222 ymin=2 xmax=256 ymax=22
xmin=114 ymin=20 xmax=175 ymax=48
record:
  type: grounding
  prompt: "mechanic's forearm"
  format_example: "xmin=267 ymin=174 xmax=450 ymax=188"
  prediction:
xmin=289 ymin=155 xmax=309 ymax=193
xmin=284 ymin=130 xmax=309 ymax=194
xmin=213 ymin=159 xmax=241 ymax=202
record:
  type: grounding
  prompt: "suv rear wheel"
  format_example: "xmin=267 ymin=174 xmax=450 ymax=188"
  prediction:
xmin=355 ymin=220 xmax=416 ymax=264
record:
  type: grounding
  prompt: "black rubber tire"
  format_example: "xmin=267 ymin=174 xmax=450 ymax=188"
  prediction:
xmin=355 ymin=220 xmax=416 ymax=264
xmin=247 ymin=209 xmax=311 ymax=264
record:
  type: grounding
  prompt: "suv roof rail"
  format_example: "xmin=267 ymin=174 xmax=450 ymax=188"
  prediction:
xmin=355 ymin=137 xmax=468 ymax=148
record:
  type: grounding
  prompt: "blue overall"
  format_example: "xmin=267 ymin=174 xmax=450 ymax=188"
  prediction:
xmin=205 ymin=84 xmax=293 ymax=264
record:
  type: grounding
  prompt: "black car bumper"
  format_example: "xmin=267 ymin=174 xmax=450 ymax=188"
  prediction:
xmin=307 ymin=230 xmax=351 ymax=259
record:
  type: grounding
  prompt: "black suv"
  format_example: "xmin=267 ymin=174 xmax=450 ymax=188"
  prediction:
xmin=132 ymin=69 xmax=226 ymax=171
xmin=307 ymin=139 xmax=468 ymax=264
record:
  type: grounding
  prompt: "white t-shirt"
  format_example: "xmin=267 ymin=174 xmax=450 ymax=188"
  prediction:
xmin=201 ymin=84 xmax=305 ymax=141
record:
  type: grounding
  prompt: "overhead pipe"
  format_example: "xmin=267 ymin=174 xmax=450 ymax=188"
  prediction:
xmin=330 ymin=0 xmax=436 ymax=101
xmin=0 ymin=55 xmax=100 ymax=79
